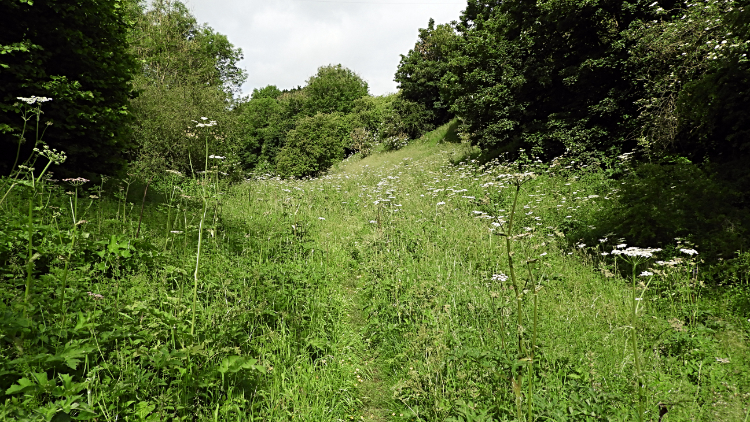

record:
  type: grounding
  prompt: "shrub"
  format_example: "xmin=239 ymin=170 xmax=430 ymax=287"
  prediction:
xmin=348 ymin=127 xmax=377 ymax=158
xmin=275 ymin=112 xmax=351 ymax=178
xmin=580 ymin=163 xmax=749 ymax=261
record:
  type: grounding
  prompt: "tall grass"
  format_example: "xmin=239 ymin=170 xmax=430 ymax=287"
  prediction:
xmin=0 ymin=122 xmax=748 ymax=421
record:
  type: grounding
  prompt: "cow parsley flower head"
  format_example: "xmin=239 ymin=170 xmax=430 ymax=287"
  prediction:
xmin=611 ymin=247 xmax=662 ymax=258
xmin=17 ymin=96 xmax=52 ymax=105
xmin=491 ymin=273 xmax=509 ymax=282
xmin=679 ymin=248 xmax=698 ymax=256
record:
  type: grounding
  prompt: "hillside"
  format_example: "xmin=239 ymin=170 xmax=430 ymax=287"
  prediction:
xmin=1 ymin=123 xmax=749 ymax=420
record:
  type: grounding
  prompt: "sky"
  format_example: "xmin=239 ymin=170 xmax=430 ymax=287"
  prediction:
xmin=181 ymin=0 xmax=467 ymax=97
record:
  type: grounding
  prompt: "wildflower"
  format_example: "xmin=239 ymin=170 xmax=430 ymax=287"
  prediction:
xmin=437 ymin=201 xmax=446 ymax=205
xmin=63 ymin=177 xmax=90 ymax=186
xmin=599 ymin=238 xmax=608 ymax=243
xmin=640 ymin=271 xmax=653 ymax=277
xmin=611 ymin=247 xmax=662 ymax=258
xmin=492 ymin=273 xmax=509 ymax=282
xmin=166 ymin=169 xmax=184 ymax=177
xmin=679 ymin=248 xmax=698 ymax=256
xmin=171 ymin=230 xmax=184 ymax=234
xmin=209 ymin=155 xmax=225 ymax=160
xmin=601 ymin=252 xmax=609 ymax=256
xmin=16 ymin=96 xmax=52 ymax=104
xmin=87 ymin=292 xmax=104 ymax=300
xmin=319 ymin=217 xmax=325 ymax=220
xmin=369 ymin=220 xmax=377 ymax=224
xmin=89 ymin=195 xmax=99 ymax=199
xmin=540 ymin=252 xmax=547 ymax=256
xmin=616 ymin=244 xmax=627 ymax=249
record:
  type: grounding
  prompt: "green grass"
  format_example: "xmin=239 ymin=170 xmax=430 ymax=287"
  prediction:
xmin=1 ymin=123 xmax=749 ymax=421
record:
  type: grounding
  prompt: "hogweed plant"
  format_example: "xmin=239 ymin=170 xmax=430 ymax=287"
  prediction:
xmin=611 ymin=245 xmax=662 ymax=422
xmin=494 ymin=171 xmax=539 ymax=422
xmin=189 ymin=117 xmax=218 ymax=338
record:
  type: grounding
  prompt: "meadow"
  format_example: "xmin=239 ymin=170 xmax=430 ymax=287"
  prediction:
xmin=1 ymin=122 xmax=749 ymax=421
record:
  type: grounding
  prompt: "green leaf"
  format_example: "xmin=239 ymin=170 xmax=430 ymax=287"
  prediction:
xmin=5 ymin=377 xmax=37 ymax=395
xmin=217 ymin=356 xmax=264 ymax=375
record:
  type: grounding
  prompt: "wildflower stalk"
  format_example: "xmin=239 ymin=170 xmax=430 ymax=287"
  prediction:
xmin=612 ymin=246 xmax=660 ymax=422
xmin=24 ymin=191 xmax=35 ymax=305
xmin=190 ymin=119 xmax=217 ymax=338
xmin=135 ymin=177 xmax=152 ymax=239
xmin=631 ymin=262 xmax=644 ymax=422
xmin=191 ymin=197 xmax=207 ymax=338
xmin=504 ymin=182 xmax=524 ymax=355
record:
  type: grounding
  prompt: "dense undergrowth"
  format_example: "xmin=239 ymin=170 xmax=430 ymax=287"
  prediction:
xmin=1 ymin=122 xmax=749 ymax=421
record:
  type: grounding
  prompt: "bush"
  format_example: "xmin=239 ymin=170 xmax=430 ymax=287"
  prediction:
xmin=380 ymin=96 xmax=434 ymax=141
xmin=580 ymin=163 xmax=750 ymax=261
xmin=349 ymin=127 xmax=377 ymax=158
xmin=275 ymin=112 xmax=352 ymax=178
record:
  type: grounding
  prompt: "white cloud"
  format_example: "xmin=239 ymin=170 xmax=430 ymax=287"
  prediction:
xmin=183 ymin=0 xmax=466 ymax=96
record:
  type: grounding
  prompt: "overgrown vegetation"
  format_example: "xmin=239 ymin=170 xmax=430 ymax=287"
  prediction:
xmin=1 ymin=0 xmax=749 ymax=420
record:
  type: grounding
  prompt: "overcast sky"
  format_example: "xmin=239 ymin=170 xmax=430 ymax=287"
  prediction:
xmin=181 ymin=0 xmax=467 ymax=97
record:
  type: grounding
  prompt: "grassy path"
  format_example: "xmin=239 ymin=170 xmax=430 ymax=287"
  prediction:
xmin=220 ymin=129 xmax=749 ymax=421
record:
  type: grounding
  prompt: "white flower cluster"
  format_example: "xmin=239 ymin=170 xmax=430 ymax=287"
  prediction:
xmin=611 ymin=247 xmax=662 ymax=258
xmin=679 ymin=248 xmax=698 ymax=256
xmin=193 ymin=117 xmax=217 ymax=128
xmin=17 ymin=96 xmax=52 ymax=105
xmin=491 ymin=273 xmax=509 ymax=282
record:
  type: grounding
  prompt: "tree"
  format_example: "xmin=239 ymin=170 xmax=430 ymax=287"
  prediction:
xmin=395 ymin=18 xmax=457 ymax=126
xmin=302 ymin=64 xmax=369 ymax=116
xmin=275 ymin=112 xmax=352 ymax=178
xmin=0 ymin=0 xmax=137 ymax=177
xmin=251 ymin=85 xmax=282 ymax=100
xmin=442 ymin=0 xmax=660 ymax=161
xmin=237 ymin=97 xmax=287 ymax=170
xmin=127 ymin=0 xmax=246 ymax=176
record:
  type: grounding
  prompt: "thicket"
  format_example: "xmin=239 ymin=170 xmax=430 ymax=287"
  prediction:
xmin=237 ymin=65 xmax=435 ymax=178
xmin=0 ymin=0 xmax=136 ymax=178
xmin=398 ymin=0 xmax=750 ymax=263
xmin=127 ymin=0 xmax=246 ymax=179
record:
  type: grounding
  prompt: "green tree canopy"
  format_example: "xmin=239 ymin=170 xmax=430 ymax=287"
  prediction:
xmin=0 ymin=0 xmax=137 ymax=177
xmin=395 ymin=18 xmax=458 ymax=126
xmin=251 ymin=85 xmax=282 ymax=100
xmin=302 ymin=64 xmax=369 ymax=116
xmin=442 ymin=0 xmax=661 ymax=160
xmin=127 ymin=0 xmax=246 ymax=176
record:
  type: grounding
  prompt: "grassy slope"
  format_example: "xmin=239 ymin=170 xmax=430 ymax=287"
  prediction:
xmin=220 ymin=123 xmax=749 ymax=421
xmin=1 ymin=122 xmax=747 ymax=421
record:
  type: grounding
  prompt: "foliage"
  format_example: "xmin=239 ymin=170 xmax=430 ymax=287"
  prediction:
xmin=578 ymin=162 xmax=750 ymax=261
xmin=622 ymin=0 xmax=744 ymax=162
xmin=127 ymin=0 xmax=246 ymax=177
xmin=0 ymin=0 xmax=137 ymax=177
xmin=237 ymin=97 xmax=289 ymax=170
xmin=251 ymin=84 xmax=282 ymax=100
xmin=380 ymin=96 xmax=435 ymax=142
xmin=674 ymin=2 xmax=750 ymax=163
xmin=275 ymin=112 xmax=352 ymax=177
xmin=441 ymin=0 xmax=663 ymax=161
xmin=395 ymin=18 xmax=457 ymax=126
xmin=302 ymin=64 xmax=369 ymax=116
